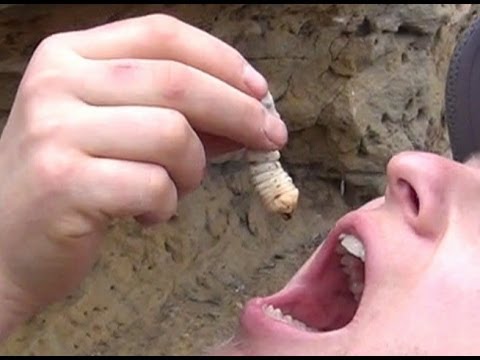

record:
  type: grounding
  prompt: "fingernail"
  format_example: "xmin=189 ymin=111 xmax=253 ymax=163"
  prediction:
xmin=264 ymin=114 xmax=288 ymax=148
xmin=243 ymin=64 xmax=268 ymax=98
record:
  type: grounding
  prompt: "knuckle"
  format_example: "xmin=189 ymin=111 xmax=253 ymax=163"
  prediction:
xmin=34 ymin=33 xmax=67 ymax=57
xmin=147 ymin=167 xmax=178 ymax=220
xmin=19 ymin=34 xmax=75 ymax=103
xmin=160 ymin=62 xmax=191 ymax=103
xmin=29 ymin=33 xmax=73 ymax=71
xmin=20 ymin=68 xmax=65 ymax=100
xmin=32 ymin=148 xmax=76 ymax=192
xmin=161 ymin=110 xmax=192 ymax=152
xmin=144 ymin=14 xmax=182 ymax=44
xmin=153 ymin=110 xmax=205 ymax=194
xmin=24 ymin=111 xmax=67 ymax=145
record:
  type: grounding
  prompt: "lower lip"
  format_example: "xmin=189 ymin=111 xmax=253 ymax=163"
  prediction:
xmin=238 ymin=231 xmax=342 ymax=337
xmin=239 ymin=298 xmax=313 ymax=338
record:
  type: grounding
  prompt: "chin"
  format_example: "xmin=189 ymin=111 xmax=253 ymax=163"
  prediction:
xmin=210 ymin=210 xmax=380 ymax=356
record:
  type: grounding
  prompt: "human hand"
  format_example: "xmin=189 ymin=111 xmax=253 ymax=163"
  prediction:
xmin=0 ymin=14 xmax=288 ymax=337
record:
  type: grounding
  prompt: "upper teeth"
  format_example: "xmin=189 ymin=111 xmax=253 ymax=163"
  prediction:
xmin=336 ymin=233 xmax=366 ymax=302
xmin=338 ymin=234 xmax=365 ymax=261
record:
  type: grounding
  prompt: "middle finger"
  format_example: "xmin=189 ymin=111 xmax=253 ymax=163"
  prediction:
xmin=73 ymin=58 xmax=288 ymax=151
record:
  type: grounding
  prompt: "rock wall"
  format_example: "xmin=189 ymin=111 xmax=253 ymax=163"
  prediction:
xmin=0 ymin=4 xmax=475 ymax=355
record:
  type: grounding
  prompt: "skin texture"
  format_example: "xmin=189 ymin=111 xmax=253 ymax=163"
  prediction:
xmin=212 ymin=151 xmax=480 ymax=356
xmin=0 ymin=14 xmax=289 ymax=340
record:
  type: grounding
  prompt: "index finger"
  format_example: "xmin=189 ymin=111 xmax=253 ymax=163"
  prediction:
xmin=61 ymin=14 xmax=268 ymax=99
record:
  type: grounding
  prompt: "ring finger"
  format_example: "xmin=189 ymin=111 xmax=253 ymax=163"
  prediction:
xmin=72 ymin=105 xmax=206 ymax=195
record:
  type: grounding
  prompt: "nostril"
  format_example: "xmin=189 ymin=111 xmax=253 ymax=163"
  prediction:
xmin=397 ymin=179 xmax=420 ymax=216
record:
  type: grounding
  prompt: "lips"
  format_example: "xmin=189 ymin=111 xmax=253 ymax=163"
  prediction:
xmin=238 ymin=211 xmax=372 ymax=339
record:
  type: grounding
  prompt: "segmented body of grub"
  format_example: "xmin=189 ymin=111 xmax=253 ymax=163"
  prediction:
xmin=245 ymin=92 xmax=299 ymax=219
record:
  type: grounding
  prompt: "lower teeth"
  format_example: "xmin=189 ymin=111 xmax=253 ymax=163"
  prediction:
xmin=263 ymin=242 xmax=365 ymax=332
xmin=263 ymin=304 xmax=316 ymax=332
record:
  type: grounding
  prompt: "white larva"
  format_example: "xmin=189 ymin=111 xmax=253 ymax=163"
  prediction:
xmin=245 ymin=92 xmax=299 ymax=219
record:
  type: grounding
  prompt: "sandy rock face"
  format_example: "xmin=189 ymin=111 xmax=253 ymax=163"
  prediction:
xmin=0 ymin=4 xmax=474 ymax=355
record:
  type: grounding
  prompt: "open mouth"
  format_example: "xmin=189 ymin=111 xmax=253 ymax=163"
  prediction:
xmin=241 ymin=224 xmax=368 ymax=335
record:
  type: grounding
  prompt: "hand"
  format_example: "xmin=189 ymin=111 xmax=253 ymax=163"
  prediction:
xmin=0 ymin=14 xmax=288 ymax=337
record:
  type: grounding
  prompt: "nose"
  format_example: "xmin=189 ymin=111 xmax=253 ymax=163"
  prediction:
xmin=385 ymin=151 xmax=451 ymax=239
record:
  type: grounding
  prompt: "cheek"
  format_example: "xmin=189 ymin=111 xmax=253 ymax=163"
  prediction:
xmin=403 ymin=279 xmax=476 ymax=345
xmin=409 ymin=251 xmax=480 ymax=328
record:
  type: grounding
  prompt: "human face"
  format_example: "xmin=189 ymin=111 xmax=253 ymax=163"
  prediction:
xmin=212 ymin=151 xmax=480 ymax=355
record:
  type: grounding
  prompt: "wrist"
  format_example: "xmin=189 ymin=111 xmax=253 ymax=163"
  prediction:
xmin=0 ymin=272 xmax=37 ymax=343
